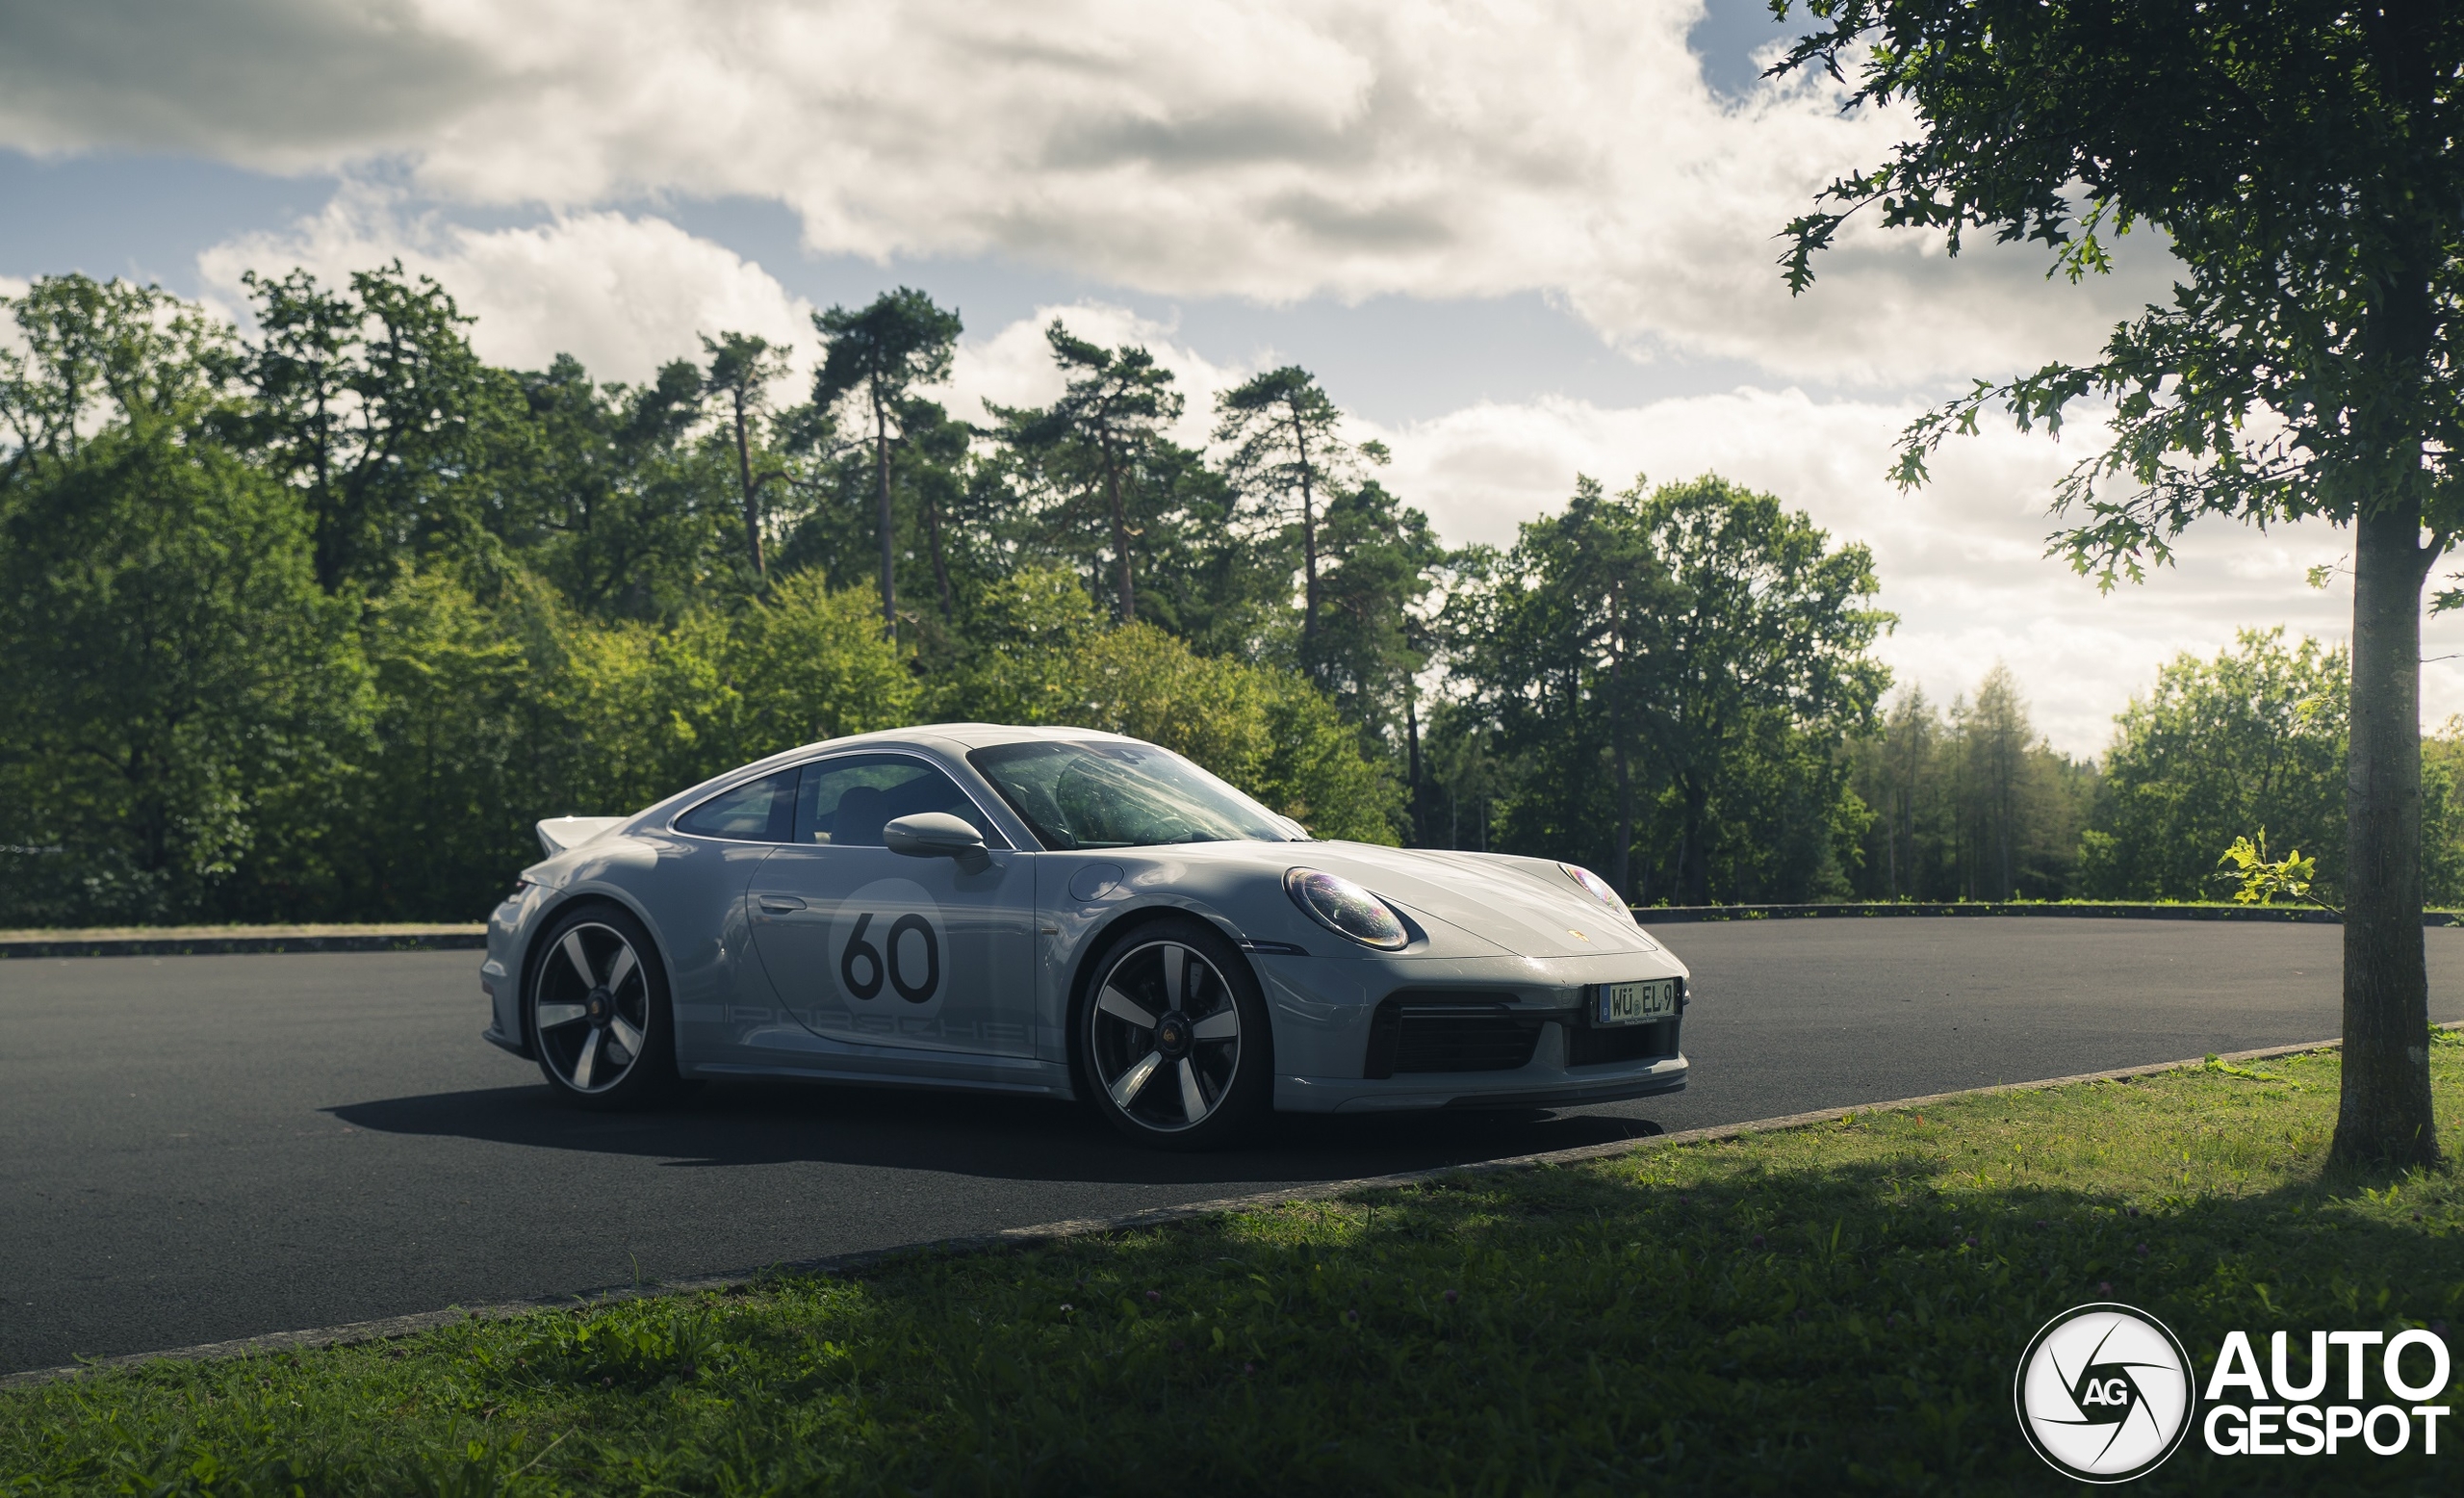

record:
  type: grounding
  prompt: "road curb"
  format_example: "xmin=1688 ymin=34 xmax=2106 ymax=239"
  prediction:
xmin=14 ymin=1025 xmax=2451 ymax=1391
xmin=1632 ymin=900 xmax=2463 ymax=925
xmin=0 ymin=930 xmax=486 ymax=959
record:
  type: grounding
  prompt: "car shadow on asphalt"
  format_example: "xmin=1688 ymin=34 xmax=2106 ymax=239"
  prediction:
xmin=325 ymin=1080 xmax=1669 ymax=1188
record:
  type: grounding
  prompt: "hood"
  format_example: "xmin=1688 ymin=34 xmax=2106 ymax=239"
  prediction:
xmin=1273 ymin=842 xmax=1656 ymax=959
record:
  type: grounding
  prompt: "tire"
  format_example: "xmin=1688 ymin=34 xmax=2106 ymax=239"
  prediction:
xmin=1077 ymin=916 xmax=1270 ymax=1149
xmin=525 ymin=902 xmax=677 ymax=1110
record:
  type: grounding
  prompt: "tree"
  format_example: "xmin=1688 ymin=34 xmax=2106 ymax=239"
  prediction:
xmin=890 ymin=397 xmax=973 ymax=620
xmin=523 ymin=354 xmax=754 ymax=621
xmin=700 ymin=332 xmax=789 ymax=579
xmin=2081 ymin=630 xmax=2348 ymax=902
xmin=991 ymin=323 xmax=1183 ymax=625
xmin=727 ymin=569 xmax=921 ymax=758
xmin=1215 ymin=366 xmax=1385 ymax=671
xmin=1776 ymin=0 xmax=2460 ymax=1160
xmin=0 ymin=275 xmax=231 ymax=479
xmin=0 ymin=279 xmax=365 ymax=923
xmin=238 ymin=264 xmax=493 ymax=594
xmin=1450 ymin=477 xmax=1666 ymax=895
xmin=1313 ymin=478 xmax=1447 ymax=839
xmin=1848 ymin=674 xmax=2096 ymax=902
xmin=1857 ymin=687 xmax=1951 ymax=900
xmin=346 ymin=569 xmax=537 ymax=918
xmin=0 ymin=429 xmax=369 ymax=924
xmin=811 ymin=289 xmax=963 ymax=638
xmin=1453 ymin=475 xmax=1889 ymax=902
xmin=1627 ymin=477 xmax=1888 ymax=903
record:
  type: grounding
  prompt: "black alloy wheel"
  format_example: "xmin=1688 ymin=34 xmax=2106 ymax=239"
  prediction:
xmin=527 ymin=903 xmax=676 ymax=1109
xmin=1080 ymin=916 xmax=1270 ymax=1149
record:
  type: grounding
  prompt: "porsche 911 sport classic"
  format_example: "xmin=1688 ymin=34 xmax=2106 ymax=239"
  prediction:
xmin=480 ymin=725 xmax=1690 ymax=1149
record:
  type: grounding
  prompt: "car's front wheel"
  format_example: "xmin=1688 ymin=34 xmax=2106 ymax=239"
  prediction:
xmin=526 ymin=904 xmax=675 ymax=1110
xmin=1079 ymin=917 xmax=1270 ymax=1149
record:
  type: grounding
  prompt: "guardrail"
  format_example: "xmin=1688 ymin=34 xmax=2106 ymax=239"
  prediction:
xmin=1630 ymin=901 xmax=2464 ymax=926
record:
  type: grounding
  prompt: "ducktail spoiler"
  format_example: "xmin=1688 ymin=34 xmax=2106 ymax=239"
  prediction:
xmin=536 ymin=816 xmax=627 ymax=857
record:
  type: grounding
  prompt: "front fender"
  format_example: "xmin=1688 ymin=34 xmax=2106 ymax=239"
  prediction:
xmin=1038 ymin=890 xmax=1252 ymax=1068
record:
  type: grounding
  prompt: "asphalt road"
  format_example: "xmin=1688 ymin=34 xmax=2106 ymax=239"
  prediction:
xmin=7 ymin=917 xmax=2461 ymax=1376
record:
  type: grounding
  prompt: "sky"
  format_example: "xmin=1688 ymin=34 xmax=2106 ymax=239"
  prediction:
xmin=0 ymin=0 xmax=2446 ymax=756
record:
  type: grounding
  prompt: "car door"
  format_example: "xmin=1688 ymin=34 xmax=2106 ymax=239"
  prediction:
xmin=659 ymin=765 xmax=806 ymax=1061
xmin=747 ymin=753 xmax=1037 ymax=1058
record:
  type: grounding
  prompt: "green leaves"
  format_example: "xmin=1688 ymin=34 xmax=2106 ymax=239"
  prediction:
xmin=0 ymin=423 xmax=366 ymax=925
xmin=1777 ymin=0 xmax=2464 ymax=553
xmin=2215 ymin=829 xmax=2336 ymax=917
xmin=1449 ymin=473 xmax=1890 ymax=902
xmin=2087 ymin=629 xmax=2349 ymax=903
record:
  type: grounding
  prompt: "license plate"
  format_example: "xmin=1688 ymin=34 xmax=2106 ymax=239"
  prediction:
xmin=1597 ymin=978 xmax=1678 ymax=1026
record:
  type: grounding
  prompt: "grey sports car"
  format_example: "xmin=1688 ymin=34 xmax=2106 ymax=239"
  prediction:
xmin=481 ymin=724 xmax=1690 ymax=1149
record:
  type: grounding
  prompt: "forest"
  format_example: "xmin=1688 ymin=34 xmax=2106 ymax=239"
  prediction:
xmin=1 ymin=268 xmax=2454 ymax=926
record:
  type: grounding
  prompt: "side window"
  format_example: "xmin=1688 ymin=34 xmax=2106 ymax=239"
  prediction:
xmin=793 ymin=756 xmax=1006 ymax=848
xmin=673 ymin=769 xmax=798 ymax=841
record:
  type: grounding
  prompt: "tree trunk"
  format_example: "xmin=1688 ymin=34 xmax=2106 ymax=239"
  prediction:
xmin=1404 ymin=684 xmax=1424 ymax=846
xmin=732 ymin=390 xmax=765 ymax=580
xmin=924 ymin=488 xmax=954 ymax=618
xmin=1295 ymin=409 xmax=1318 ymax=673
xmin=1102 ymin=436 xmax=1135 ymax=623
xmin=1613 ymin=742 xmax=1634 ymax=899
xmin=873 ymin=389 xmax=895 ymax=639
xmin=1609 ymin=589 xmax=1632 ymax=897
xmin=2333 ymin=497 xmax=2441 ymax=1166
xmin=1680 ymin=778 xmax=1710 ymax=906
xmin=1886 ymin=780 xmax=1899 ymax=898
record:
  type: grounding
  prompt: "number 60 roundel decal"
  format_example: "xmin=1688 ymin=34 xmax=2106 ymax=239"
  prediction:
xmin=840 ymin=912 xmax=940 ymax=1003
xmin=829 ymin=878 xmax=948 ymax=1010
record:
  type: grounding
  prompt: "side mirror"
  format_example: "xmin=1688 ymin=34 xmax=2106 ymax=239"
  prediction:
xmin=884 ymin=813 xmax=990 ymax=869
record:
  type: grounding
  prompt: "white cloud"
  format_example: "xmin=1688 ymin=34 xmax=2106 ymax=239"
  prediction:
xmin=4 ymin=0 xmax=2177 ymax=388
xmin=195 ymin=191 xmax=816 ymax=386
xmin=1367 ymin=386 xmax=2461 ymax=756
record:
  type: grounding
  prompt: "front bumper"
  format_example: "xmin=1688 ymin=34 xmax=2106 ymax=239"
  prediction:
xmin=1278 ymin=1050 xmax=1686 ymax=1112
xmin=1254 ymin=948 xmax=1691 ymax=1114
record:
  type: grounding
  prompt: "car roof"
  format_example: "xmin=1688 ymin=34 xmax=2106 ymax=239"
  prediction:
xmin=790 ymin=722 xmax=1141 ymax=755
xmin=625 ymin=723 xmax=1147 ymax=836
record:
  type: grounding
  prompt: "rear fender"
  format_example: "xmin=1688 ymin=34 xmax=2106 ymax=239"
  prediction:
xmin=519 ymin=883 xmax=680 ymax=1058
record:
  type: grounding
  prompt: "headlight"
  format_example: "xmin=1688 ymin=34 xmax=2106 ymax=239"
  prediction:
xmin=1559 ymin=863 xmax=1635 ymax=921
xmin=1284 ymin=868 xmax=1409 ymax=950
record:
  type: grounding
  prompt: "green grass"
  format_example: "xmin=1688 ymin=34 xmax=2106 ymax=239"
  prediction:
xmin=7 ymin=1043 xmax=2463 ymax=1496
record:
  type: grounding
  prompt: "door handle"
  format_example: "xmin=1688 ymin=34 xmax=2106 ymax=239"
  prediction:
xmin=757 ymin=895 xmax=807 ymax=914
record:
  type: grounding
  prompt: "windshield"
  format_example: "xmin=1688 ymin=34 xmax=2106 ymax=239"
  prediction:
xmin=967 ymin=739 xmax=1301 ymax=851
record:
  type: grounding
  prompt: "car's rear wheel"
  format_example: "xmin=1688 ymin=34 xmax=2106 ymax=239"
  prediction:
xmin=1079 ymin=917 xmax=1269 ymax=1149
xmin=526 ymin=904 xmax=675 ymax=1110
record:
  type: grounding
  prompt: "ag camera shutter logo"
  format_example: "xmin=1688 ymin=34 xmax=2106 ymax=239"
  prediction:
xmin=2015 ymin=1303 xmax=2196 ymax=1483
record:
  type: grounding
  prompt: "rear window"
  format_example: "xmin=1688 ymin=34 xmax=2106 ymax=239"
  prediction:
xmin=673 ymin=769 xmax=798 ymax=842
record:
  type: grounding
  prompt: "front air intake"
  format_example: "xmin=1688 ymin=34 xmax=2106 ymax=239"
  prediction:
xmin=1362 ymin=992 xmax=1542 ymax=1078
